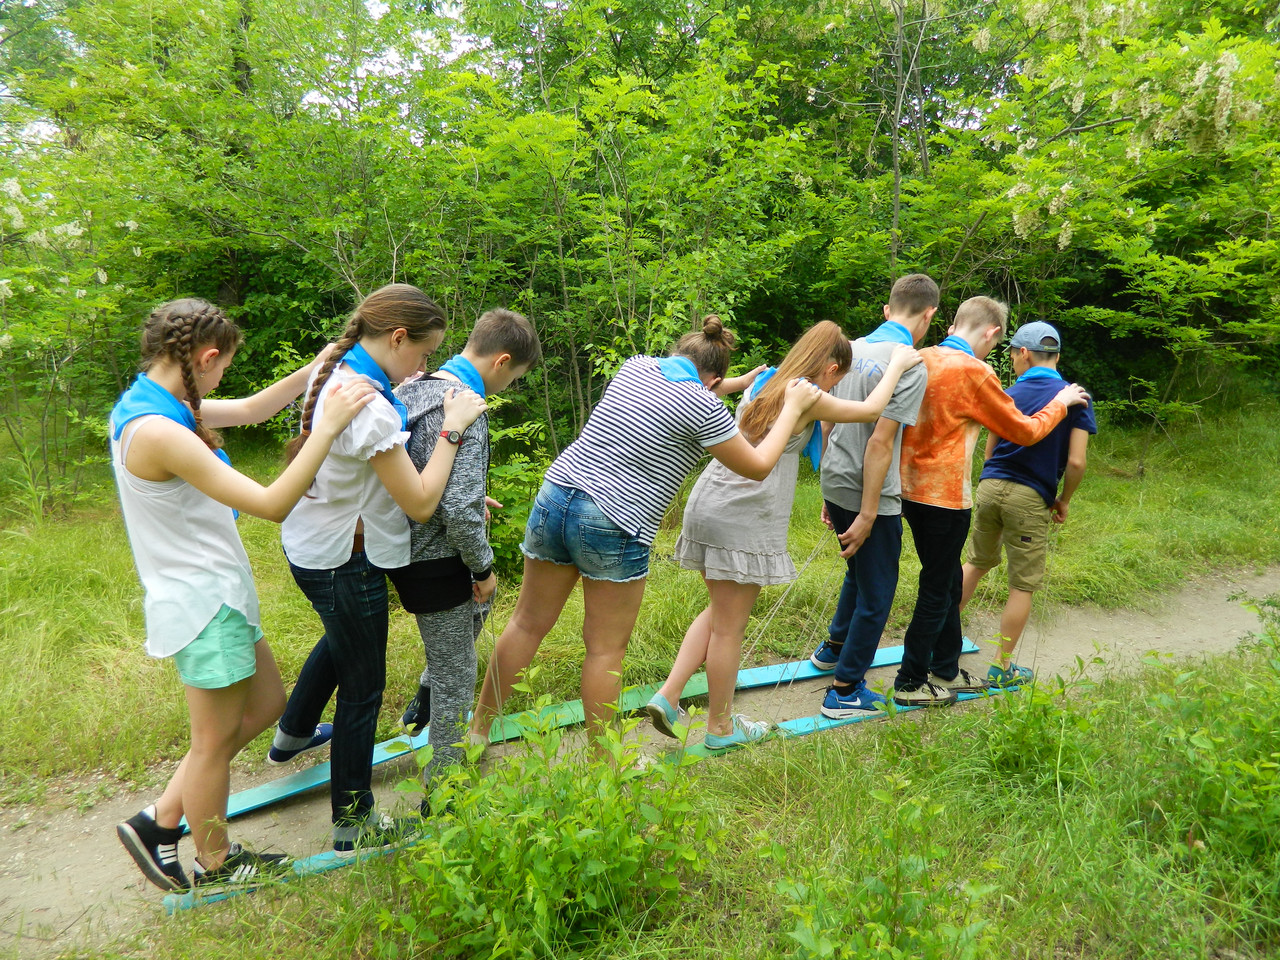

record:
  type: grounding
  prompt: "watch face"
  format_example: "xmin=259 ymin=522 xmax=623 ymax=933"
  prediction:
xmin=445 ymin=430 xmax=462 ymax=444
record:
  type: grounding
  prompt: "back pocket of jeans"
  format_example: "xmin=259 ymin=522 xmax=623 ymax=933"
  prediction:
xmin=576 ymin=521 xmax=629 ymax=570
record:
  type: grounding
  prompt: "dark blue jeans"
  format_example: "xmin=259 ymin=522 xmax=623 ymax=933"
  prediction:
xmin=826 ymin=501 xmax=904 ymax=687
xmin=895 ymin=500 xmax=972 ymax=688
xmin=280 ymin=552 xmax=388 ymax=826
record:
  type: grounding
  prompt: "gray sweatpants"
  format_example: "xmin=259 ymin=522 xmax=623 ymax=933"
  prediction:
xmin=415 ymin=598 xmax=489 ymax=785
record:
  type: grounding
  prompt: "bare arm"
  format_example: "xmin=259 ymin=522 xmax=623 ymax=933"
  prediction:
xmin=712 ymin=364 xmax=768 ymax=398
xmin=370 ymin=388 xmax=488 ymax=522
xmin=133 ymin=380 xmax=376 ymax=522
xmin=1052 ymin=428 xmax=1090 ymax=523
xmin=984 ymin=429 xmax=1000 ymax=461
xmin=706 ymin=379 xmax=821 ymax=481
xmin=836 ymin=416 xmax=900 ymax=558
xmin=200 ymin=345 xmax=334 ymax=429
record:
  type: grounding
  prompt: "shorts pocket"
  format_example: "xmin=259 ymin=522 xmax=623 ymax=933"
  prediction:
xmin=525 ymin=501 xmax=552 ymax=550
xmin=576 ymin=521 xmax=631 ymax=571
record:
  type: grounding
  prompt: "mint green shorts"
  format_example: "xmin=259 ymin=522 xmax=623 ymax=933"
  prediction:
xmin=173 ymin=605 xmax=264 ymax=690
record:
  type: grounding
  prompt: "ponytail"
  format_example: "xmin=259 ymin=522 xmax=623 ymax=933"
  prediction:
xmin=286 ymin=283 xmax=447 ymax=462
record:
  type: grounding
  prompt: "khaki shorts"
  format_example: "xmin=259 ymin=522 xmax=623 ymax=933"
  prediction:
xmin=967 ymin=479 xmax=1053 ymax=592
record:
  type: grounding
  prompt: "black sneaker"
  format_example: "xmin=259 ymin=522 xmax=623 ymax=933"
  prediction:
xmin=400 ymin=684 xmax=431 ymax=737
xmin=333 ymin=813 xmax=420 ymax=855
xmin=117 ymin=805 xmax=190 ymax=891
xmin=193 ymin=842 xmax=291 ymax=887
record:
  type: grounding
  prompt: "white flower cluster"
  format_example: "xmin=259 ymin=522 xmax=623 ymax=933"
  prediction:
xmin=1057 ymin=219 xmax=1074 ymax=250
xmin=972 ymin=27 xmax=992 ymax=54
xmin=0 ymin=180 xmax=22 ymax=200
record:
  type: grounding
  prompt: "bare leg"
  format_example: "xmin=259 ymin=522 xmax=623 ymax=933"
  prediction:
xmin=702 ymin=580 xmax=761 ymax=737
xmin=959 ymin=562 xmax=989 ymax=612
xmin=470 ymin=558 xmax=579 ymax=738
xmin=997 ymin=589 xmax=1034 ymax=667
xmin=152 ymin=642 xmax=286 ymax=868
xmin=580 ymin=576 xmax=648 ymax=742
xmin=656 ymin=605 xmax=713 ymax=707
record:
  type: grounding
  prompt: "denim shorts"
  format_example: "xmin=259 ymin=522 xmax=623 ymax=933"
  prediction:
xmin=172 ymin=604 xmax=263 ymax=689
xmin=521 ymin=481 xmax=650 ymax=582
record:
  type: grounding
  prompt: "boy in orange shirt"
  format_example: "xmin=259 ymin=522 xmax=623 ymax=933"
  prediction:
xmin=893 ymin=297 xmax=1089 ymax=706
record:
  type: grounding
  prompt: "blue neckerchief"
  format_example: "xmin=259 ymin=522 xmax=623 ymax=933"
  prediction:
xmin=343 ymin=342 xmax=408 ymax=429
xmin=1015 ymin=366 xmax=1065 ymax=383
xmin=656 ymin=355 xmax=702 ymax=384
xmin=745 ymin=366 xmax=777 ymax=401
xmin=111 ymin=372 xmax=237 ymax=515
xmin=938 ymin=334 xmax=976 ymax=357
xmin=743 ymin=366 xmax=823 ymax=470
xmin=864 ymin=320 xmax=914 ymax=346
xmin=438 ymin=354 xmax=487 ymax=398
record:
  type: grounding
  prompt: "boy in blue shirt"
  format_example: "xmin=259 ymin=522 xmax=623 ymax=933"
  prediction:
xmin=958 ymin=321 xmax=1097 ymax=687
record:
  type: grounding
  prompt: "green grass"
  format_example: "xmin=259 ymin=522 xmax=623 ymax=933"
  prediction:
xmin=70 ymin=603 xmax=1280 ymax=960
xmin=2 ymin=402 xmax=1280 ymax=795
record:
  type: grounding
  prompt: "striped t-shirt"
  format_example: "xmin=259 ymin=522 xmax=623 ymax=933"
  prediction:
xmin=545 ymin=356 xmax=739 ymax=545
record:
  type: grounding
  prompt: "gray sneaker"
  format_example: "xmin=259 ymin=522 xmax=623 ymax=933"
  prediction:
xmin=892 ymin=681 xmax=958 ymax=708
xmin=927 ymin=668 xmax=990 ymax=694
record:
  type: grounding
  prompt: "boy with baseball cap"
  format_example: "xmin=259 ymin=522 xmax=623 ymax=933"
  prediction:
xmin=958 ymin=320 xmax=1098 ymax=687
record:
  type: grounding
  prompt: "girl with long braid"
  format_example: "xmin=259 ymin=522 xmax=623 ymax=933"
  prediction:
xmin=112 ymin=299 xmax=377 ymax=891
xmin=647 ymin=322 xmax=920 ymax=749
xmin=269 ymin=283 xmax=486 ymax=854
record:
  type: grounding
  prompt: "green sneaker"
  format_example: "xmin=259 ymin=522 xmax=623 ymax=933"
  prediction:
xmin=987 ymin=663 xmax=1033 ymax=688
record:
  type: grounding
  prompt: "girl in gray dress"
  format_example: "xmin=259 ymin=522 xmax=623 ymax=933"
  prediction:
xmin=647 ymin=321 xmax=921 ymax=750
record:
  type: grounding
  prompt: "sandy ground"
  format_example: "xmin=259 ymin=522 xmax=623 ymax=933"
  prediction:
xmin=2 ymin=565 xmax=1278 ymax=958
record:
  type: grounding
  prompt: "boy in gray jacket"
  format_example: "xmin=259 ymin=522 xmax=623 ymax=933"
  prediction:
xmin=388 ymin=309 xmax=541 ymax=795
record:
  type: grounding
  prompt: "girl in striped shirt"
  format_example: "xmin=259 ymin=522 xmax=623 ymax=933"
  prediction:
xmin=469 ymin=316 xmax=821 ymax=746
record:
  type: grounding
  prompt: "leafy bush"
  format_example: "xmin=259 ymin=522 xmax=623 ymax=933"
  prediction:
xmin=376 ymin=701 xmax=718 ymax=958
xmin=978 ymin=669 xmax=1098 ymax=794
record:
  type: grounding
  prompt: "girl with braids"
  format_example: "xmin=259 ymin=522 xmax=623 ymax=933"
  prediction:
xmin=111 ymin=298 xmax=377 ymax=891
xmin=647 ymin=322 xmax=920 ymax=749
xmin=270 ymin=283 xmax=486 ymax=854
xmin=468 ymin=315 xmax=822 ymax=751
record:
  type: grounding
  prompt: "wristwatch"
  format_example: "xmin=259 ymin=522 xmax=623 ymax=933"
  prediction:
xmin=440 ymin=429 xmax=463 ymax=445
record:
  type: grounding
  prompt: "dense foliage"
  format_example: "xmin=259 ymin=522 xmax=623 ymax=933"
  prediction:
xmin=2 ymin=0 xmax=1278 ymax=505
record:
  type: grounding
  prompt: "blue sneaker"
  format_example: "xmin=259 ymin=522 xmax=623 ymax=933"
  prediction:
xmin=820 ymin=682 xmax=887 ymax=718
xmin=987 ymin=663 xmax=1033 ymax=689
xmin=810 ymin=641 xmax=843 ymax=672
xmin=267 ymin=723 xmax=334 ymax=766
xmin=645 ymin=693 xmax=691 ymax=740
xmin=703 ymin=714 xmax=771 ymax=752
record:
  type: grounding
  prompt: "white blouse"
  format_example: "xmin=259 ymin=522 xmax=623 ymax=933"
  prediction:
xmin=281 ymin=363 xmax=412 ymax=570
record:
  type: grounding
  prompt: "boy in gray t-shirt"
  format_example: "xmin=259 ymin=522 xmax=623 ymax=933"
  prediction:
xmin=812 ymin=274 xmax=936 ymax=718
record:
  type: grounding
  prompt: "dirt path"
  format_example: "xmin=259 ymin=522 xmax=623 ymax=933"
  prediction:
xmin=3 ymin=566 xmax=1278 ymax=958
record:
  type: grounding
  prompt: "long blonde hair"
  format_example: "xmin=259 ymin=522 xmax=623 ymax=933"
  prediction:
xmin=738 ymin=321 xmax=851 ymax=444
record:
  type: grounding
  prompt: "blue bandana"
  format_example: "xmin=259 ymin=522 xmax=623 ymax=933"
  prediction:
xmin=438 ymin=354 xmax=487 ymax=398
xmin=655 ymin=355 xmax=702 ymax=384
xmin=864 ymin=320 xmax=914 ymax=346
xmin=1015 ymin=366 xmax=1064 ymax=383
xmin=111 ymin=372 xmax=237 ymax=516
xmin=343 ymin=342 xmax=408 ymax=429
xmin=938 ymin=334 xmax=976 ymax=357
xmin=745 ymin=366 xmax=824 ymax=472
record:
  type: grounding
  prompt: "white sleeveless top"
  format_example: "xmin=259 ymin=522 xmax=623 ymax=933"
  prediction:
xmin=111 ymin=417 xmax=261 ymax=658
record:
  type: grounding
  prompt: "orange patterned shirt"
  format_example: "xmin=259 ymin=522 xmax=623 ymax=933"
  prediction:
xmin=900 ymin=347 xmax=1068 ymax=509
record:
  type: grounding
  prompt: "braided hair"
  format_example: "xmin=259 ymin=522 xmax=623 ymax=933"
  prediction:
xmin=140 ymin=299 xmax=242 ymax=451
xmin=285 ymin=283 xmax=447 ymax=462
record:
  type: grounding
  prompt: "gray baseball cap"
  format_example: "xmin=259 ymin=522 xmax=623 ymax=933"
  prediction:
xmin=1009 ymin=320 xmax=1061 ymax=353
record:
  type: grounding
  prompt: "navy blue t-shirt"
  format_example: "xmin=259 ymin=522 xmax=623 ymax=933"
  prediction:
xmin=979 ymin=370 xmax=1098 ymax=507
